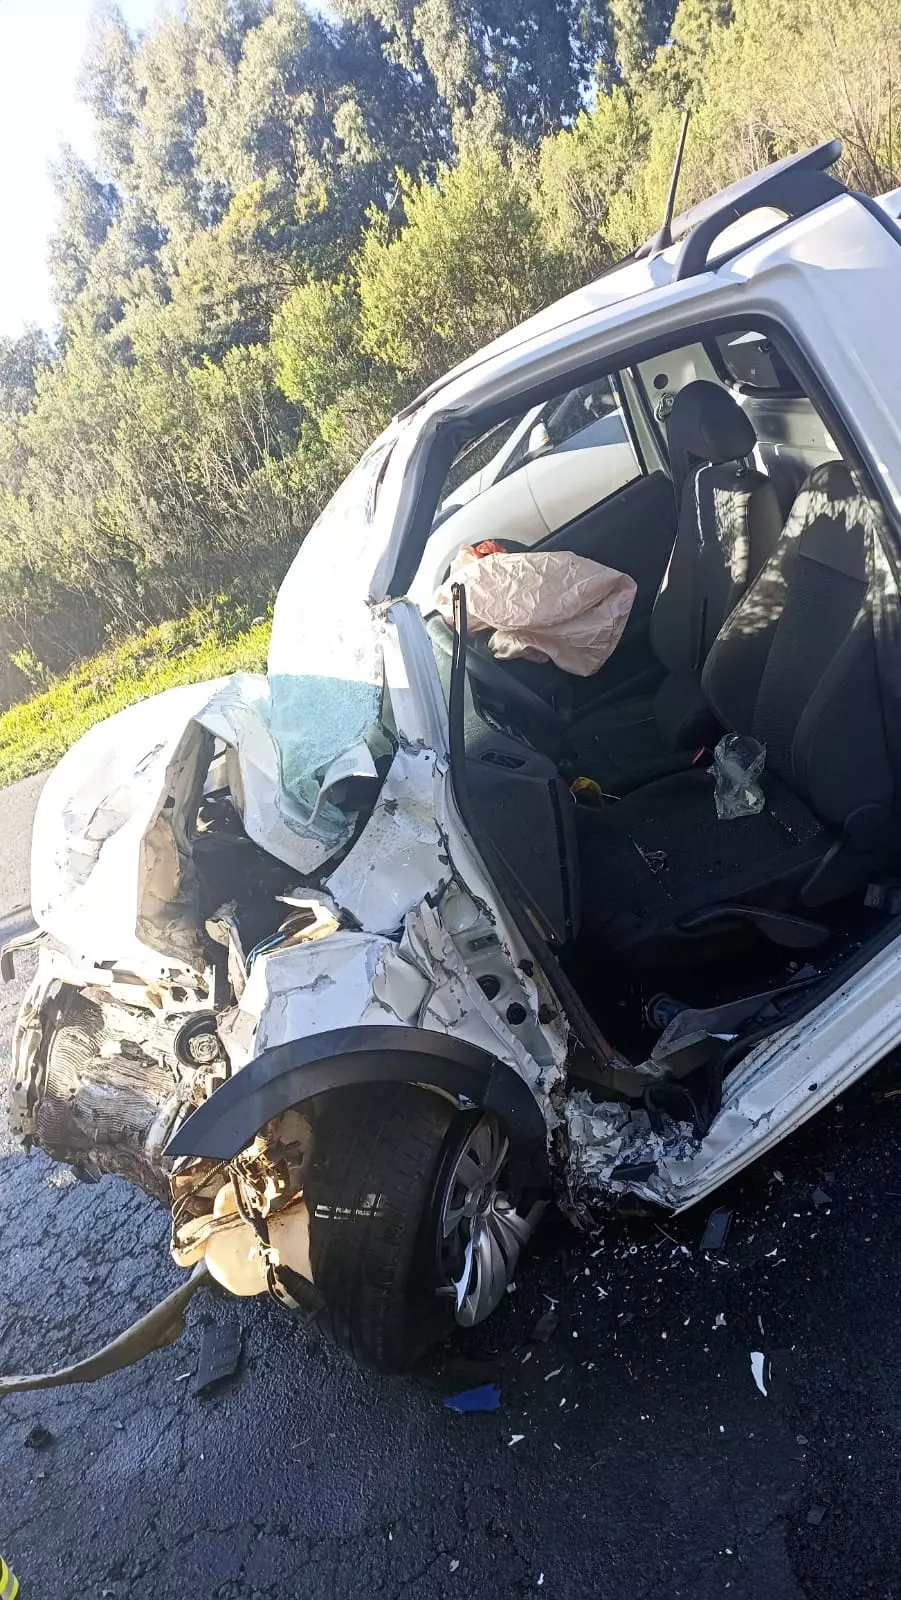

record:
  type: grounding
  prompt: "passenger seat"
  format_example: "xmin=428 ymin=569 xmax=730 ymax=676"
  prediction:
xmin=576 ymin=462 xmax=898 ymax=960
xmin=569 ymin=381 xmax=783 ymax=791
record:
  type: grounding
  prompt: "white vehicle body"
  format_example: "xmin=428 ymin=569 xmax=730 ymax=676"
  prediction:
xmin=10 ymin=147 xmax=901 ymax=1369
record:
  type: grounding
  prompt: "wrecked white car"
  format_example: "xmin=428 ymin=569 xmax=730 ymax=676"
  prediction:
xmin=9 ymin=138 xmax=901 ymax=1374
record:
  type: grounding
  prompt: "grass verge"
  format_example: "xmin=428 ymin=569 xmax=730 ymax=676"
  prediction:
xmin=0 ymin=604 xmax=271 ymax=788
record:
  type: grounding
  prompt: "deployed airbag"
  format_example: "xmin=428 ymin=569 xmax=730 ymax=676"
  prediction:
xmin=434 ymin=546 xmax=636 ymax=676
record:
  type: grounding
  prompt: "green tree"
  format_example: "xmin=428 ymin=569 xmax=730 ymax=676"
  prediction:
xmin=48 ymin=148 xmax=121 ymax=309
xmin=357 ymin=148 xmax=567 ymax=386
xmin=608 ymin=0 xmax=677 ymax=83
xmin=537 ymin=88 xmax=651 ymax=275
xmin=334 ymin=0 xmax=616 ymax=146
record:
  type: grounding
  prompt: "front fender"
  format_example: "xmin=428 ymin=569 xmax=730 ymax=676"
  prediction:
xmin=165 ymin=1025 xmax=550 ymax=1186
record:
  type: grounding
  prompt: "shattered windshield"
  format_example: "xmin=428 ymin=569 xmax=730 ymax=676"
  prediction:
xmin=267 ymin=439 xmax=394 ymax=829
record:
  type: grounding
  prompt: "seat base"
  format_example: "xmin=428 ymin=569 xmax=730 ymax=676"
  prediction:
xmin=568 ymin=670 xmax=722 ymax=795
xmin=576 ymin=768 xmax=830 ymax=959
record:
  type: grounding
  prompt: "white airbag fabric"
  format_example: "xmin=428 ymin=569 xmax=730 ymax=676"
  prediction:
xmin=434 ymin=547 xmax=637 ymax=676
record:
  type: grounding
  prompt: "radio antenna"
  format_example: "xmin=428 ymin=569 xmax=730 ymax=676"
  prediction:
xmin=649 ymin=109 xmax=691 ymax=254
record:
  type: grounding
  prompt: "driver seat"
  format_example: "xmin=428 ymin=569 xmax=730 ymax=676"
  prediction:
xmin=567 ymin=381 xmax=784 ymax=792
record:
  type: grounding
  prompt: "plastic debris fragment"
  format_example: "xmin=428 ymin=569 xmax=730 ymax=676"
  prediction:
xmin=750 ymin=1350 xmax=768 ymax=1396
xmin=443 ymin=1384 xmax=501 ymax=1413
xmin=195 ymin=1314 xmax=243 ymax=1396
xmin=530 ymin=1309 xmax=559 ymax=1343
xmin=713 ymin=733 xmax=766 ymax=820
xmin=24 ymin=1426 xmax=54 ymax=1450
xmin=700 ymin=1208 xmax=733 ymax=1252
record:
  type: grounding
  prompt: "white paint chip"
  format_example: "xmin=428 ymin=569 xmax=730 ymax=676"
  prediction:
xmin=750 ymin=1350 xmax=768 ymax=1396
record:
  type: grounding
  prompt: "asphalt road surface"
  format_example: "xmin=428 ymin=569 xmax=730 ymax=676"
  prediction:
xmin=2 ymin=772 xmax=901 ymax=1599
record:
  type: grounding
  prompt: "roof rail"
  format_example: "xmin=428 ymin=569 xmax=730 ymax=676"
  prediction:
xmin=635 ymin=139 xmax=844 ymax=274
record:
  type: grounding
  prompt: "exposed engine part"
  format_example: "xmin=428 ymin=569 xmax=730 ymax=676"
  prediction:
xmin=31 ymin=990 xmax=201 ymax=1200
xmin=169 ymin=1107 xmax=314 ymax=1297
xmin=205 ymin=902 xmax=248 ymax=1000
xmin=174 ymin=1186 xmax=313 ymax=1297
xmin=173 ymin=1012 xmax=225 ymax=1068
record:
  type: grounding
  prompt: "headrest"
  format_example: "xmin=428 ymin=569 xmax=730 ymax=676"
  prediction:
xmin=666 ymin=380 xmax=757 ymax=497
xmin=787 ymin=460 xmax=869 ymax=579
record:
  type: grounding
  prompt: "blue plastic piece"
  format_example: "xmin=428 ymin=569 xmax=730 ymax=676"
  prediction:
xmin=442 ymin=1383 xmax=501 ymax=1413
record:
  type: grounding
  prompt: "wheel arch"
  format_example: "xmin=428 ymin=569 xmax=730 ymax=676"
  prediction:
xmin=164 ymin=1025 xmax=551 ymax=1187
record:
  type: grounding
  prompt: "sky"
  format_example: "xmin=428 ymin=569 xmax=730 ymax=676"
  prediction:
xmin=0 ymin=0 xmax=161 ymax=337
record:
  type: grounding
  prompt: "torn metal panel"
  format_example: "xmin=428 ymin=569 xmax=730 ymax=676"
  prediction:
xmin=224 ymin=930 xmax=432 ymax=1067
xmin=563 ymin=926 xmax=901 ymax=1211
xmin=326 ymin=747 xmax=446 ymax=935
xmin=403 ymin=897 xmax=564 ymax=1110
xmin=31 ymin=679 xmax=225 ymax=976
xmin=564 ymin=1092 xmax=698 ymax=1206
xmin=654 ymin=934 xmax=901 ymax=1209
xmin=30 ymin=672 xmax=388 ymax=976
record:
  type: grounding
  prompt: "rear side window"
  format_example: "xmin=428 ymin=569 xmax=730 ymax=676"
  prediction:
xmin=714 ymin=330 xmax=801 ymax=393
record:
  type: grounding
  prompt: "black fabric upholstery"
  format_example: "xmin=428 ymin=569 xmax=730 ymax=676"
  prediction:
xmin=578 ymin=461 xmax=900 ymax=957
xmin=703 ymin=461 xmax=895 ymax=827
xmin=569 ymin=383 xmax=782 ymax=790
xmin=652 ymin=670 xmax=721 ymax=751
xmin=577 ymin=768 xmax=827 ymax=953
xmin=666 ymin=378 xmax=757 ymax=499
xmin=649 ymin=464 xmax=783 ymax=675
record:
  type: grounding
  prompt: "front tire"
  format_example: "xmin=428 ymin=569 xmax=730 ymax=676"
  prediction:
xmin=306 ymin=1082 xmax=539 ymax=1372
xmin=307 ymin=1083 xmax=460 ymax=1371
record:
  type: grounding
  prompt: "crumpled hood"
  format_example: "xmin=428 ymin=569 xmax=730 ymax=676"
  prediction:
xmin=31 ymin=673 xmax=375 ymax=974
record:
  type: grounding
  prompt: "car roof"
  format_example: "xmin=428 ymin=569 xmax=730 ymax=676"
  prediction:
xmin=402 ymin=141 xmax=901 ymax=425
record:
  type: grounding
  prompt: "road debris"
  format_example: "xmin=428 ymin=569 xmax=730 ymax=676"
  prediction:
xmin=508 ymin=1434 xmax=525 ymax=1447
xmin=807 ymin=1505 xmax=827 ymax=1527
xmin=24 ymin=1426 xmax=54 ymax=1450
xmin=194 ymin=1313 xmax=243 ymax=1396
xmin=713 ymin=1313 xmax=726 ymax=1329
xmin=449 ymin=1559 xmax=460 ymax=1572
xmin=1 ymin=1264 xmax=214 ymax=1396
xmin=750 ymin=1351 xmax=768 ymax=1396
xmin=700 ymin=1208 xmax=733 ymax=1252
xmin=530 ymin=1309 xmax=559 ymax=1343
xmin=443 ymin=1384 xmax=501 ymax=1413
xmin=811 ymin=1187 xmax=833 ymax=1208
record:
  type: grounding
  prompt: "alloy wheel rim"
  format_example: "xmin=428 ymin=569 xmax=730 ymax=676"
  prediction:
xmin=436 ymin=1114 xmax=533 ymax=1327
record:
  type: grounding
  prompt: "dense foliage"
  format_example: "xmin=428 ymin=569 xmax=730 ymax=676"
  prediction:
xmin=1 ymin=0 xmax=899 ymax=702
